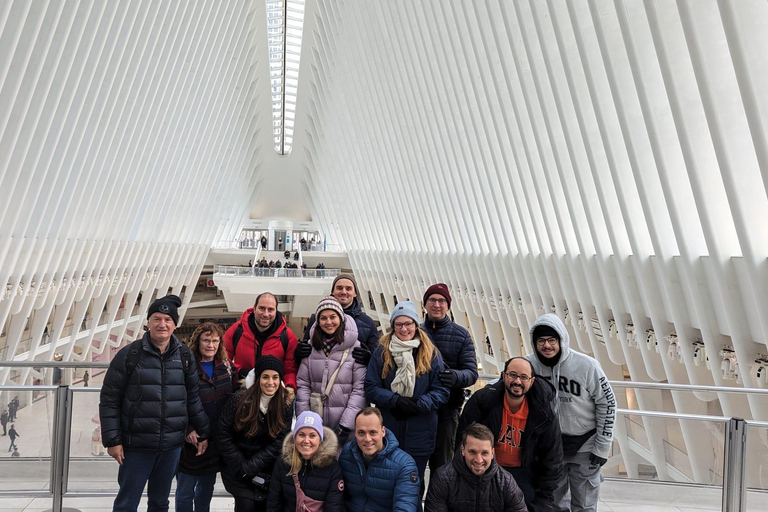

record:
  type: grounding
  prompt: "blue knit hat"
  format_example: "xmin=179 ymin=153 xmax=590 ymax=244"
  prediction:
xmin=390 ymin=301 xmax=420 ymax=328
xmin=294 ymin=411 xmax=324 ymax=441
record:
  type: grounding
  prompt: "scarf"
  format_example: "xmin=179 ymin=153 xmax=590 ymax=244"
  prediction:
xmin=389 ymin=335 xmax=421 ymax=397
xmin=260 ymin=393 xmax=274 ymax=415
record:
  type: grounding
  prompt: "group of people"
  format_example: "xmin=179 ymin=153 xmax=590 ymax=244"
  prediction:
xmin=99 ymin=274 xmax=615 ymax=512
xmin=253 ymin=258 xmax=305 ymax=270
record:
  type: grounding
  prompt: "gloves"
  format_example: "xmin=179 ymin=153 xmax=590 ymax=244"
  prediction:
xmin=238 ymin=367 xmax=250 ymax=380
xmin=352 ymin=345 xmax=372 ymax=366
xmin=395 ymin=396 xmax=422 ymax=417
xmin=295 ymin=341 xmax=313 ymax=361
xmin=335 ymin=425 xmax=351 ymax=445
xmin=590 ymin=453 xmax=608 ymax=467
xmin=438 ymin=369 xmax=458 ymax=388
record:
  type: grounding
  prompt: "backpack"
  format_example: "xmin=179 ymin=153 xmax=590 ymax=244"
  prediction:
xmin=125 ymin=338 xmax=192 ymax=378
xmin=231 ymin=322 xmax=289 ymax=364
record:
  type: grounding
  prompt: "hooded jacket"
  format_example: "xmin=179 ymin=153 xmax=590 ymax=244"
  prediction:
xmin=303 ymin=297 xmax=380 ymax=353
xmin=99 ymin=333 xmax=210 ymax=451
xmin=223 ymin=309 xmax=299 ymax=388
xmin=365 ymin=344 xmax=450 ymax=457
xmin=296 ymin=315 xmax=367 ymax=431
xmin=217 ymin=390 xmax=294 ymax=500
xmin=525 ymin=314 xmax=616 ymax=458
xmin=424 ymin=450 xmax=528 ymax=512
xmin=422 ymin=315 xmax=478 ymax=415
xmin=338 ymin=428 xmax=420 ymax=512
xmin=456 ymin=378 xmax=562 ymax=512
xmin=266 ymin=427 xmax=344 ymax=512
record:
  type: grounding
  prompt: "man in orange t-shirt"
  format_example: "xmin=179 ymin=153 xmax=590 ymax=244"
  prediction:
xmin=457 ymin=357 xmax=563 ymax=512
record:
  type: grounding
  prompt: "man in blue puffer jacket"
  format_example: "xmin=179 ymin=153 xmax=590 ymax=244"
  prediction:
xmin=339 ymin=407 xmax=420 ymax=512
xmin=421 ymin=283 xmax=478 ymax=474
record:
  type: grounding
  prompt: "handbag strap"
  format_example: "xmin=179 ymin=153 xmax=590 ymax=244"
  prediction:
xmin=324 ymin=348 xmax=349 ymax=397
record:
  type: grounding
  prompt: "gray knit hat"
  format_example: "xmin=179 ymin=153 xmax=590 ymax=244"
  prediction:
xmin=390 ymin=301 xmax=420 ymax=328
xmin=331 ymin=273 xmax=360 ymax=297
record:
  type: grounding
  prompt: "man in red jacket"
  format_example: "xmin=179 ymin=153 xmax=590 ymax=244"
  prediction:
xmin=223 ymin=292 xmax=299 ymax=389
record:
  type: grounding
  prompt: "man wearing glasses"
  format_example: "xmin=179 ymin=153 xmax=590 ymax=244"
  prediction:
xmin=526 ymin=314 xmax=616 ymax=512
xmin=421 ymin=283 xmax=478 ymax=475
xmin=457 ymin=357 xmax=562 ymax=512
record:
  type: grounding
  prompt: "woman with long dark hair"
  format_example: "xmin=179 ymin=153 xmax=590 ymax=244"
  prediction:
xmin=175 ymin=322 xmax=235 ymax=512
xmin=218 ymin=356 xmax=293 ymax=512
xmin=296 ymin=296 xmax=366 ymax=446
xmin=365 ymin=300 xmax=449 ymax=494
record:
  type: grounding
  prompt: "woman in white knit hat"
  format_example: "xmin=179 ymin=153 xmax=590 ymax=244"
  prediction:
xmin=295 ymin=296 xmax=367 ymax=448
xmin=364 ymin=300 xmax=449 ymax=498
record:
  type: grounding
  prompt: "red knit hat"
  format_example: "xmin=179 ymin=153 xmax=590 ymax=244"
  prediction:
xmin=423 ymin=283 xmax=451 ymax=309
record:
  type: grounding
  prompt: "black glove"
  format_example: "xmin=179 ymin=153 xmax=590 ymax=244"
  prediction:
xmin=335 ymin=425 xmax=351 ymax=445
xmin=589 ymin=453 xmax=608 ymax=467
xmin=237 ymin=367 xmax=249 ymax=380
xmin=395 ymin=396 xmax=422 ymax=417
xmin=295 ymin=341 xmax=313 ymax=361
xmin=352 ymin=345 xmax=371 ymax=366
xmin=438 ymin=369 xmax=458 ymax=388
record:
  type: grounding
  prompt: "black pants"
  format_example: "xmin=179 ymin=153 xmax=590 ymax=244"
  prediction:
xmin=428 ymin=410 xmax=459 ymax=474
xmin=234 ymin=497 xmax=266 ymax=512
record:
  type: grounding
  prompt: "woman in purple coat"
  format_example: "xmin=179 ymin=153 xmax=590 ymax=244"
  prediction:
xmin=295 ymin=296 xmax=367 ymax=446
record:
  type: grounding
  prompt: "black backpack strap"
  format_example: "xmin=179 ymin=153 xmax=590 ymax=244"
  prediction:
xmin=231 ymin=323 xmax=244 ymax=357
xmin=179 ymin=342 xmax=192 ymax=372
xmin=125 ymin=339 xmax=143 ymax=379
xmin=280 ymin=329 xmax=289 ymax=354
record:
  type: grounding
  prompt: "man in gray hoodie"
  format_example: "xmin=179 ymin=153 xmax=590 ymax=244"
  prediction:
xmin=526 ymin=313 xmax=616 ymax=512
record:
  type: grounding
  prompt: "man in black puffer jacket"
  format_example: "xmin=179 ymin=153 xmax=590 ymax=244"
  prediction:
xmin=421 ymin=283 xmax=478 ymax=474
xmin=426 ymin=423 xmax=527 ymax=512
xmin=100 ymin=295 xmax=210 ymax=512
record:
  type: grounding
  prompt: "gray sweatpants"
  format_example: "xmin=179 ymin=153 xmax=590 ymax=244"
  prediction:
xmin=553 ymin=451 xmax=603 ymax=512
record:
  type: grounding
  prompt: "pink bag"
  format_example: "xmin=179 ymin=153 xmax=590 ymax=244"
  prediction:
xmin=292 ymin=473 xmax=324 ymax=512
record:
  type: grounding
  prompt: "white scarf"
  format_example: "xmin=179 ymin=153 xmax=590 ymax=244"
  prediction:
xmin=389 ymin=335 xmax=421 ymax=397
xmin=259 ymin=393 xmax=274 ymax=415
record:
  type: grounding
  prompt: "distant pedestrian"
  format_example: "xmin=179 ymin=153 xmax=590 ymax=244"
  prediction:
xmin=8 ymin=424 xmax=19 ymax=452
xmin=8 ymin=397 xmax=19 ymax=421
xmin=1 ymin=409 xmax=8 ymax=435
xmin=83 ymin=371 xmax=90 ymax=387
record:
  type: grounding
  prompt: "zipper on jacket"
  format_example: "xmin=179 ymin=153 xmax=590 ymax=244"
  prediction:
xmin=159 ymin=355 xmax=166 ymax=451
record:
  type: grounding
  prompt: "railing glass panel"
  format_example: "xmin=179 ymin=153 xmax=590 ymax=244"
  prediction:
xmin=745 ymin=422 xmax=768 ymax=510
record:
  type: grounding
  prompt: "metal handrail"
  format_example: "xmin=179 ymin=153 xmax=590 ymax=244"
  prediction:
xmin=0 ymin=362 xmax=110 ymax=368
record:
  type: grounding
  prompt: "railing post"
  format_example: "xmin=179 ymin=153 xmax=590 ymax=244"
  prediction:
xmin=722 ymin=417 xmax=747 ymax=512
xmin=48 ymin=385 xmax=75 ymax=512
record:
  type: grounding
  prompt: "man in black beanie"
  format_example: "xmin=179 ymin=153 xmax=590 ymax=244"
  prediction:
xmin=100 ymin=294 xmax=210 ymax=512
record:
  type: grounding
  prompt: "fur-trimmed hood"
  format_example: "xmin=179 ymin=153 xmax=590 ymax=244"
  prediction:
xmin=281 ymin=426 xmax=338 ymax=468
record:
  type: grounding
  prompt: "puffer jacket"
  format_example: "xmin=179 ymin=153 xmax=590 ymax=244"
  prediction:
xmin=364 ymin=344 xmax=449 ymax=457
xmin=456 ymin=378 xmax=562 ymax=512
xmin=99 ymin=333 xmax=210 ymax=450
xmin=303 ymin=297 xmax=380 ymax=353
xmin=178 ymin=358 xmax=235 ymax=475
xmin=266 ymin=427 xmax=344 ymax=512
xmin=425 ymin=451 xmax=527 ymax=512
xmin=223 ymin=309 xmax=299 ymax=388
xmin=296 ymin=315 xmax=367 ymax=432
xmin=422 ymin=316 xmax=478 ymax=415
xmin=338 ymin=429 xmax=420 ymax=512
xmin=217 ymin=390 xmax=293 ymax=500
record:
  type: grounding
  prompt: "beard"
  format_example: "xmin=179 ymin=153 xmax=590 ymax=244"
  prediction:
xmin=505 ymin=381 xmax=526 ymax=398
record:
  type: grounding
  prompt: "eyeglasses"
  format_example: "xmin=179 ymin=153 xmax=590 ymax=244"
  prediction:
xmin=393 ymin=321 xmax=416 ymax=330
xmin=535 ymin=337 xmax=559 ymax=347
xmin=426 ymin=298 xmax=447 ymax=305
xmin=200 ymin=339 xmax=221 ymax=345
xmin=503 ymin=371 xmax=532 ymax=383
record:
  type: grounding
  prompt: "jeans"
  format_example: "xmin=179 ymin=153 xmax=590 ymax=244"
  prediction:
xmin=175 ymin=471 xmax=217 ymax=512
xmin=113 ymin=447 xmax=183 ymax=512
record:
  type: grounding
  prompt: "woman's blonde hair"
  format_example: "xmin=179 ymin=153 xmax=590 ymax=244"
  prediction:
xmin=379 ymin=328 xmax=436 ymax=379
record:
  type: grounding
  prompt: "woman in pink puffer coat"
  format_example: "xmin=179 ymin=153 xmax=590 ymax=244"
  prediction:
xmin=295 ymin=296 xmax=368 ymax=447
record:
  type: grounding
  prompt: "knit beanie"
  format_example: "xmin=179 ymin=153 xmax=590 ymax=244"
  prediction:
xmin=147 ymin=294 xmax=182 ymax=325
xmin=245 ymin=355 xmax=284 ymax=389
xmin=316 ymin=296 xmax=345 ymax=320
xmin=331 ymin=273 xmax=360 ymax=298
xmin=532 ymin=325 xmax=560 ymax=343
xmin=294 ymin=411 xmax=324 ymax=441
xmin=390 ymin=301 xmax=420 ymax=328
xmin=423 ymin=283 xmax=452 ymax=309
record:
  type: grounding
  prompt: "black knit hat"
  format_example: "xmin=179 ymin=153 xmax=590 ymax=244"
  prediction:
xmin=532 ymin=325 xmax=560 ymax=342
xmin=253 ymin=355 xmax=284 ymax=380
xmin=147 ymin=294 xmax=182 ymax=325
